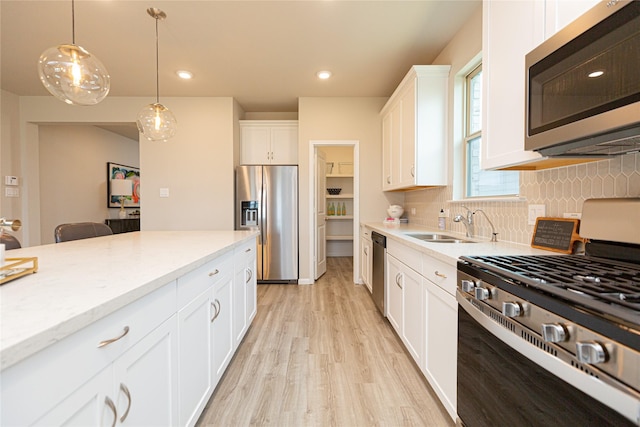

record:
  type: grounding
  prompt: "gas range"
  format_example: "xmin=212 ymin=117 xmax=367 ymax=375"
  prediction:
xmin=457 ymin=254 xmax=639 ymax=348
xmin=456 ymin=198 xmax=640 ymax=426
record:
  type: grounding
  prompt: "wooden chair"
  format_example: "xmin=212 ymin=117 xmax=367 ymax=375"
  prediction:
xmin=54 ymin=222 xmax=113 ymax=243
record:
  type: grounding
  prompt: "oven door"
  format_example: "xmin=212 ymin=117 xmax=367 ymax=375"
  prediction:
xmin=456 ymin=292 xmax=638 ymax=426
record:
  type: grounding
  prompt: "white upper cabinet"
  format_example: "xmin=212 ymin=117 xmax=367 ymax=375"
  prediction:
xmin=381 ymin=65 xmax=450 ymax=190
xmin=240 ymin=120 xmax=298 ymax=165
xmin=481 ymin=0 xmax=599 ymax=171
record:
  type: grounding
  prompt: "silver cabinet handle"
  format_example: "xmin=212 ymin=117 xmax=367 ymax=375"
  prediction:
xmin=98 ymin=326 xmax=130 ymax=348
xmin=119 ymin=383 xmax=132 ymax=422
xmin=386 ymin=176 xmax=391 ymax=184
xmin=245 ymin=248 xmax=251 ymax=253
xmin=410 ymin=165 xmax=415 ymax=178
xmin=105 ymin=396 xmax=117 ymax=427
xmin=434 ymin=270 xmax=447 ymax=279
xmin=211 ymin=299 xmax=221 ymax=323
xmin=208 ymin=269 xmax=220 ymax=277
xmin=395 ymin=273 xmax=403 ymax=289
xmin=364 ymin=248 xmax=368 ymax=255
xmin=246 ymin=268 xmax=253 ymax=284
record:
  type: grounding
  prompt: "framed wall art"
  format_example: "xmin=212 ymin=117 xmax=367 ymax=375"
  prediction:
xmin=107 ymin=162 xmax=140 ymax=208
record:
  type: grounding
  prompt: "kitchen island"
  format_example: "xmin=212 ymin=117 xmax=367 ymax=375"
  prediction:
xmin=0 ymin=230 xmax=258 ymax=426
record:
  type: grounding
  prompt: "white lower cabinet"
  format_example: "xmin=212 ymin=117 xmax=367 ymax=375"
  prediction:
xmin=424 ymin=276 xmax=457 ymax=420
xmin=359 ymin=226 xmax=372 ymax=291
xmin=385 ymin=238 xmax=458 ymax=422
xmin=1 ymin=281 xmax=178 ymax=427
xmin=386 ymin=254 xmax=404 ymax=334
xmin=233 ymin=240 xmax=257 ymax=349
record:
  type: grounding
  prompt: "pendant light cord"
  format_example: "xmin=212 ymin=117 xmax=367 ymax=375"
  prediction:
xmin=155 ymin=15 xmax=160 ymax=104
xmin=71 ymin=0 xmax=76 ymax=44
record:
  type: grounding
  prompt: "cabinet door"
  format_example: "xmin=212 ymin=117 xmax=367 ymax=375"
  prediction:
xmin=360 ymin=237 xmax=372 ymax=292
xmin=270 ymin=126 xmax=298 ymax=165
xmin=399 ymin=82 xmax=417 ymax=187
xmin=545 ymin=0 xmax=600 ymax=39
xmin=113 ymin=316 xmax=178 ymax=426
xmin=33 ymin=365 xmax=114 ymax=427
xmin=390 ymin=102 xmax=402 ymax=189
xmin=212 ymin=273 xmax=234 ymax=386
xmin=424 ymin=281 xmax=458 ymax=420
xmin=178 ymin=289 xmax=213 ymax=427
xmin=240 ymin=126 xmax=271 ymax=165
xmin=402 ymin=267 xmax=424 ymax=366
xmin=386 ymin=254 xmax=403 ymax=334
xmin=232 ymin=264 xmax=248 ymax=348
xmin=481 ymin=0 xmax=545 ymax=170
xmin=245 ymin=247 xmax=257 ymax=325
xmin=382 ymin=112 xmax=393 ymax=190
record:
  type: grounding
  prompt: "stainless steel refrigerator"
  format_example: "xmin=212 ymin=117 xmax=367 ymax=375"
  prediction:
xmin=235 ymin=165 xmax=298 ymax=283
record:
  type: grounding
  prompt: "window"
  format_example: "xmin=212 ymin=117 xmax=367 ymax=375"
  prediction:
xmin=464 ymin=65 xmax=519 ymax=198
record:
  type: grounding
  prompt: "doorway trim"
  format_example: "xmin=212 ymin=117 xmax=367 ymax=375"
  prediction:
xmin=308 ymin=140 xmax=360 ymax=284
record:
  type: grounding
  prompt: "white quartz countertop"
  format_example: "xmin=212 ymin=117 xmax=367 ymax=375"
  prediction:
xmin=0 ymin=230 xmax=258 ymax=371
xmin=364 ymin=222 xmax=555 ymax=265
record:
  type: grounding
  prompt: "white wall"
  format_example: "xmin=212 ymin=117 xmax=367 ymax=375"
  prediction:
xmin=298 ymin=97 xmax=402 ymax=284
xmin=1 ymin=90 xmax=23 ymax=244
xmin=38 ymin=125 xmax=139 ymax=244
xmin=3 ymin=95 xmax=236 ymax=246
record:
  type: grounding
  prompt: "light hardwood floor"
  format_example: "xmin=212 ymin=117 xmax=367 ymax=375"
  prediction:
xmin=197 ymin=257 xmax=454 ymax=427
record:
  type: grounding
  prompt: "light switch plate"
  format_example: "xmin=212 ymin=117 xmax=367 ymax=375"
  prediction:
xmin=528 ymin=204 xmax=546 ymax=225
xmin=159 ymin=188 xmax=170 ymax=198
xmin=4 ymin=176 xmax=18 ymax=186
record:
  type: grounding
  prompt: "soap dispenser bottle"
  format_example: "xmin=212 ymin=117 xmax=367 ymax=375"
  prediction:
xmin=438 ymin=209 xmax=446 ymax=230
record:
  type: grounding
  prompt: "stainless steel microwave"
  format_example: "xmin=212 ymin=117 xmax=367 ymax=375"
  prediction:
xmin=525 ymin=0 xmax=640 ymax=157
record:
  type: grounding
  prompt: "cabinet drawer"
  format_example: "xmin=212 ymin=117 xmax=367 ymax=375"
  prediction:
xmin=234 ymin=239 xmax=257 ymax=272
xmin=387 ymin=239 xmax=421 ymax=273
xmin=360 ymin=225 xmax=372 ymax=241
xmin=177 ymin=251 xmax=233 ymax=308
xmin=422 ymin=254 xmax=456 ymax=296
xmin=1 ymin=281 xmax=176 ymax=426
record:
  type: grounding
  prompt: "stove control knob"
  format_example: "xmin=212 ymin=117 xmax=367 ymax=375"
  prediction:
xmin=541 ymin=323 xmax=568 ymax=343
xmin=474 ymin=287 xmax=490 ymax=301
xmin=576 ymin=341 xmax=608 ymax=364
xmin=502 ymin=302 xmax=522 ymax=318
xmin=461 ymin=280 xmax=475 ymax=293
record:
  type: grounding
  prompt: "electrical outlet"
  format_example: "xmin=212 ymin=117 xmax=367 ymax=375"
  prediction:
xmin=159 ymin=188 xmax=170 ymax=198
xmin=528 ymin=204 xmax=545 ymax=225
xmin=5 ymin=188 xmax=19 ymax=197
xmin=563 ymin=212 xmax=581 ymax=219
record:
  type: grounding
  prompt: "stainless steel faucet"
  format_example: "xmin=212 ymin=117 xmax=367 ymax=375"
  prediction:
xmin=453 ymin=206 xmax=474 ymax=237
xmin=473 ymin=209 xmax=498 ymax=242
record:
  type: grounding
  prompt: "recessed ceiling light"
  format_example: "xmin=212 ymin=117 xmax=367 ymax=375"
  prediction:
xmin=588 ymin=70 xmax=604 ymax=78
xmin=177 ymin=70 xmax=193 ymax=80
xmin=317 ymin=70 xmax=332 ymax=80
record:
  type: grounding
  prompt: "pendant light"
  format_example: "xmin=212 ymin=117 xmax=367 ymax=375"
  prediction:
xmin=137 ymin=8 xmax=177 ymax=142
xmin=37 ymin=0 xmax=110 ymax=106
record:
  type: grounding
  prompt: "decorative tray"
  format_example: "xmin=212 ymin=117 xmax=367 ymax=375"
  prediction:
xmin=0 ymin=257 xmax=38 ymax=285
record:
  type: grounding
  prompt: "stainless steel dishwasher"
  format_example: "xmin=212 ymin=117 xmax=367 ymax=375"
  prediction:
xmin=371 ymin=231 xmax=386 ymax=315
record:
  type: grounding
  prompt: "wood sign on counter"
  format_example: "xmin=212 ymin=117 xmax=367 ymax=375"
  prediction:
xmin=531 ymin=217 xmax=583 ymax=254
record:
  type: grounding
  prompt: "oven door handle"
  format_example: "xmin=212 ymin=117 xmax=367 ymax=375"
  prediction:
xmin=456 ymin=291 xmax=640 ymax=425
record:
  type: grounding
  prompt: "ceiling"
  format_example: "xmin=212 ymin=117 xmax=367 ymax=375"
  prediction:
xmin=1 ymin=0 xmax=480 ymax=116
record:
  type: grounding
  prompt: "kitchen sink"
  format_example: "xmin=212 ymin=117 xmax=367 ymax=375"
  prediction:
xmin=405 ymin=233 xmax=476 ymax=243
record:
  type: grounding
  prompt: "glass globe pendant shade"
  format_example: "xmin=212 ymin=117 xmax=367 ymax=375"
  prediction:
xmin=136 ymin=103 xmax=178 ymax=142
xmin=38 ymin=44 xmax=110 ymax=106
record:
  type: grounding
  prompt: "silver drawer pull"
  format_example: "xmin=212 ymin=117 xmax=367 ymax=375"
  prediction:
xmin=98 ymin=326 xmax=130 ymax=348
xmin=208 ymin=269 xmax=220 ymax=277
xmin=245 ymin=248 xmax=251 ymax=253
xmin=434 ymin=270 xmax=447 ymax=279
xmin=211 ymin=299 xmax=221 ymax=322
xmin=105 ymin=396 xmax=117 ymax=427
xmin=119 ymin=383 xmax=132 ymax=422
xmin=246 ymin=268 xmax=253 ymax=283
